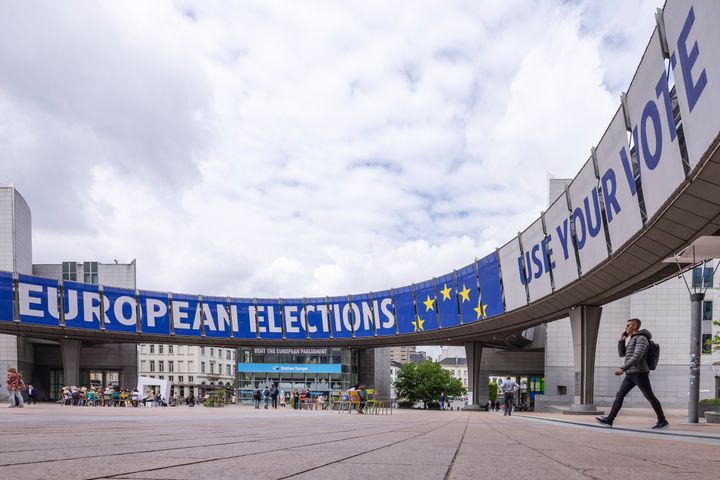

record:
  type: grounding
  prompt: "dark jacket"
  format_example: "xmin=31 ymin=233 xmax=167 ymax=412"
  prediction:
xmin=619 ymin=329 xmax=651 ymax=374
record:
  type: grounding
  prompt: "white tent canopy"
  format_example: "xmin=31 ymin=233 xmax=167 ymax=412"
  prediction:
xmin=136 ymin=376 xmax=171 ymax=401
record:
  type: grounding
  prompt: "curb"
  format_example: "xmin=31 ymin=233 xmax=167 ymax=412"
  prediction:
xmin=515 ymin=414 xmax=720 ymax=441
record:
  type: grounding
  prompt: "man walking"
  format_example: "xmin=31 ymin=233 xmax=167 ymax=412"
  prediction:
xmin=500 ymin=376 xmax=519 ymax=416
xmin=596 ymin=318 xmax=669 ymax=429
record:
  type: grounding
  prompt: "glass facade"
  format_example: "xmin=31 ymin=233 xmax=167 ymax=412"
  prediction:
xmin=235 ymin=347 xmax=357 ymax=404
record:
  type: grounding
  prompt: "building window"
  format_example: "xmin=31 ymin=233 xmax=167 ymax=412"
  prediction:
xmin=210 ymin=348 xmax=214 ymax=357
xmin=150 ymin=344 xmax=155 ymax=354
xmin=179 ymin=360 xmax=184 ymax=371
xmin=159 ymin=344 xmax=164 ymax=354
xmin=140 ymin=360 xmax=146 ymax=371
xmin=188 ymin=376 xmax=194 ymax=383
xmin=200 ymin=347 xmax=205 ymax=355
xmin=188 ymin=361 xmax=194 ymax=371
xmin=159 ymin=375 xmax=164 ymax=380
xmin=169 ymin=361 xmax=174 ymax=372
xmin=178 ymin=376 xmax=184 ymax=383
xmin=693 ymin=266 xmax=715 ymax=288
xmin=83 ymin=261 xmax=98 ymax=284
xmin=703 ymin=267 xmax=714 ymax=288
xmin=62 ymin=262 xmax=77 ymax=281
xmin=226 ymin=351 xmax=231 ymax=360
xmin=201 ymin=362 xmax=206 ymax=373
xmin=149 ymin=361 xmax=155 ymax=372
xmin=169 ymin=345 xmax=174 ymax=354
xmin=693 ymin=267 xmax=703 ymax=288
xmin=226 ymin=364 xmax=231 ymax=376
xmin=168 ymin=376 xmax=174 ymax=382
xmin=159 ymin=361 xmax=164 ymax=372
xmin=703 ymin=301 xmax=713 ymax=321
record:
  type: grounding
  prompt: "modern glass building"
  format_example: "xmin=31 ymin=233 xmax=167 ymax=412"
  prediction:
xmin=235 ymin=346 xmax=358 ymax=403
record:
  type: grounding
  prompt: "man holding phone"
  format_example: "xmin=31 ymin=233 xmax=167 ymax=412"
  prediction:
xmin=596 ymin=318 xmax=669 ymax=429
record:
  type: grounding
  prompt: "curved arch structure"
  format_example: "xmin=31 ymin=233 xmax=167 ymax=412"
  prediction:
xmin=2 ymin=1 xmax=720 ymax=349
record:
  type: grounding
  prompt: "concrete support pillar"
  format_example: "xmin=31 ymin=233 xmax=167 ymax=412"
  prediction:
xmin=60 ymin=339 xmax=81 ymax=387
xmin=357 ymin=348 xmax=390 ymax=398
xmin=569 ymin=305 xmax=602 ymax=412
xmin=464 ymin=342 xmax=485 ymax=408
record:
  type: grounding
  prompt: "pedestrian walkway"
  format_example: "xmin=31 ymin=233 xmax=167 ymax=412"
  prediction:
xmin=0 ymin=405 xmax=717 ymax=479
xmin=517 ymin=407 xmax=720 ymax=441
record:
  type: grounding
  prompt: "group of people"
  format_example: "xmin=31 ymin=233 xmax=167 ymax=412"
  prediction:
xmin=290 ymin=389 xmax=328 ymax=410
xmin=250 ymin=384 xmax=331 ymax=411
xmin=252 ymin=384 xmax=281 ymax=409
xmin=59 ymin=385 xmax=169 ymax=407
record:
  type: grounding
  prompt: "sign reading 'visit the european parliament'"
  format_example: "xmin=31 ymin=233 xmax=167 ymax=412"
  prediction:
xmin=0 ymin=2 xmax=717 ymax=343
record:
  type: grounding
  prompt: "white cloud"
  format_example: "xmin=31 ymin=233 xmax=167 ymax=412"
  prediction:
xmin=0 ymin=0 xmax=663 ymax=300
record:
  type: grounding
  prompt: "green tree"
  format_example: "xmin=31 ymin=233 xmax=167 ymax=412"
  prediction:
xmin=488 ymin=382 xmax=498 ymax=402
xmin=394 ymin=361 xmax=466 ymax=408
xmin=710 ymin=320 xmax=720 ymax=351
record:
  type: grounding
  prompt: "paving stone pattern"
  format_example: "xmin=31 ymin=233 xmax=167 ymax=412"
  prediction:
xmin=1 ymin=405 xmax=718 ymax=479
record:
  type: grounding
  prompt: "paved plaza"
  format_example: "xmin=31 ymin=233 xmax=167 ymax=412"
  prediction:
xmin=1 ymin=405 xmax=719 ymax=480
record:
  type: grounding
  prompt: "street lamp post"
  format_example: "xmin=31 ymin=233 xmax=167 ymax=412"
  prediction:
xmin=665 ymin=236 xmax=720 ymax=423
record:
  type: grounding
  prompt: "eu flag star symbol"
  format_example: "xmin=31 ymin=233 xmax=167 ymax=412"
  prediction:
xmin=473 ymin=300 xmax=487 ymax=320
xmin=412 ymin=316 xmax=425 ymax=332
xmin=458 ymin=285 xmax=471 ymax=303
xmin=440 ymin=284 xmax=452 ymax=301
xmin=422 ymin=295 xmax=435 ymax=312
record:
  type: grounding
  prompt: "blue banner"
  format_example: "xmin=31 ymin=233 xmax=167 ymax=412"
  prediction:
xmin=102 ymin=286 xmax=138 ymax=333
xmin=328 ymin=295 xmax=353 ymax=339
xmin=395 ymin=285 xmax=417 ymax=334
xmin=237 ymin=363 xmax=342 ymax=374
xmin=17 ymin=275 xmax=61 ymax=326
xmin=351 ymin=293 xmax=375 ymax=337
xmin=256 ymin=298 xmax=283 ymax=339
xmin=456 ymin=264 xmax=482 ymax=324
xmin=202 ymin=296 xmax=232 ymax=339
xmin=229 ymin=297 xmax=257 ymax=339
xmin=138 ymin=290 xmax=171 ymax=335
xmin=435 ymin=271 xmax=460 ymax=328
xmin=171 ymin=293 xmax=202 ymax=337
xmin=0 ymin=272 xmax=13 ymax=322
xmin=478 ymin=253 xmax=505 ymax=318
xmin=373 ymin=290 xmax=396 ymax=336
xmin=413 ymin=279 xmax=439 ymax=332
xmin=305 ymin=297 xmax=331 ymax=340
xmin=281 ymin=299 xmax=308 ymax=340
xmin=62 ymin=280 xmax=103 ymax=330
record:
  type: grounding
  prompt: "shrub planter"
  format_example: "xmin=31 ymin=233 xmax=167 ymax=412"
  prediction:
xmin=705 ymin=411 xmax=720 ymax=423
xmin=699 ymin=401 xmax=720 ymax=418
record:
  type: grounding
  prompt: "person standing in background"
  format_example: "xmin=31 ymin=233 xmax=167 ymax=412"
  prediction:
xmin=6 ymin=367 xmax=24 ymax=408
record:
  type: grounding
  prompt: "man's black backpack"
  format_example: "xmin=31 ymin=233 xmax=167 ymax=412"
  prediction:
xmin=646 ymin=340 xmax=660 ymax=370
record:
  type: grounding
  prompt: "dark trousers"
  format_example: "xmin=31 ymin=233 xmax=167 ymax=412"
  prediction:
xmin=503 ymin=393 xmax=514 ymax=415
xmin=271 ymin=396 xmax=278 ymax=408
xmin=608 ymin=373 xmax=665 ymax=422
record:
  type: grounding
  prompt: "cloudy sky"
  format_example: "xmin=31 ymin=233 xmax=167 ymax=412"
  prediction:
xmin=1 ymin=0 xmax=664 ymax=301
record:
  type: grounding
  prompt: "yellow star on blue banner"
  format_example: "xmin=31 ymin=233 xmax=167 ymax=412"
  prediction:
xmin=440 ymin=284 xmax=452 ymax=301
xmin=422 ymin=295 xmax=435 ymax=312
xmin=412 ymin=316 xmax=425 ymax=332
xmin=473 ymin=300 xmax=487 ymax=320
xmin=458 ymin=285 xmax=471 ymax=303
